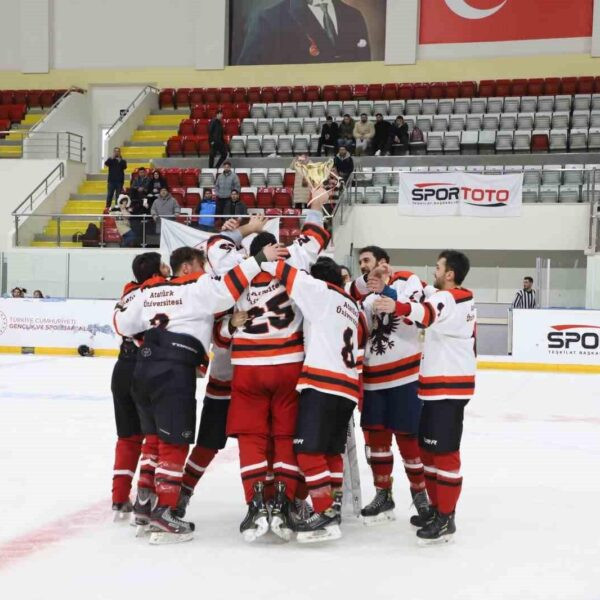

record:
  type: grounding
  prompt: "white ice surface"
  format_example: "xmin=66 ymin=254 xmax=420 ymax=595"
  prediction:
xmin=0 ymin=355 xmax=599 ymax=600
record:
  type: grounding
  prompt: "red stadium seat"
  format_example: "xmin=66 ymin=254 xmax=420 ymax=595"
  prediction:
xmin=398 ymin=84 xmax=414 ymax=100
xmin=204 ymin=103 xmax=219 ymax=119
xmin=185 ymin=192 xmax=201 ymax=210
xmin=171 ymin=187 xmax=186 ymax=207
xmin=224 ymin=118 xmax=241 ymax=136
xmin=181 ymin=168 xmax=200 ymax=188
xmin=221 ymin=104 xmax=236 ymax=118
xmin=204 ymin=88 xmax=219 ymax=104
xmin=511 ymin=79 xmax=528 ymax=96
xmin=279 ymin=227 xmax=291 ymax=245
xmin=338 ymin=85 xmax=353 ymax=101
xmin=247 ymin=87 xmax=261 ymax=103
xmin=291 ymin=86 xmax=306 ymax=102
xmin=237 ymin=171 xmax=250 ymax=187
xmin=8 ymin=104 xmax=26 ymax=123
xmin=353 ymin=84 xmax=368 ymax=99
xmin=178 ymin=119 xmax=195 ymax=136
xmin=0 ymin=118 xmax=11 ymax=136
xmin=495 ymin=79 xmax=511 ymax=97
xmin=429 ymin=82 xmax=446 ymax=99
xmin=0 ymin=106 xmax=9 ymax=120
xmin=274 ymin=187 xmax=293 ymax=208
xmin=478 ymin=80 xmax=495 ymax=97
xmin=0 ymin=90 xmax=14 ymax=104
xmin=531 ymin=133 xmax=549 ymax=153
xmin=305 ymin=85 xmax=321 ymax=101
xmin=182 ymin=136 xmax=199 ymax=156
xmin=594 ymin=77 xmax=600 ymax=94
xmin=164 ymin=168 xmax=182 ymax=188
xmin=367 ymin=84 xmax=383 ymax=100
xmin=219 ymin=88 xmax=234 ymax=103
xmin=158 ymin=89 xmax=175 ymax=109
xmin=526 ymin=78 xmax=544 ymax=96
xmin=102 ymin=217 xmax=121 ymax=245
xmin=446 ymin=82 xmax=460 ymax=98
xmin=235 ymin=103 xmax=250 ymax=119
xmin=197 ymin=137 xmax=210 ymax=154
xmin=195 ymin=119 xmax=210 ymax=135
xmin=261 ymin=87 xmax=276 ymax=103
xmin=560 ymin=77 xmax=578 ymax=95
xmin=14 ymin=90 xmax=28 ymax=105
xmin=257 ymin=187 xmax=275 ymax=209
xmin=233 ymin=87 xmax=247 ymax=103
xmin=265 ymin=208 xmax=282 ymax=217
xmin=322 ymin=85 xmax=338 ymax=101
xmin=276 ymin=86 xmax=291 ymax=102
xmin=577 ymin=76 xmax=594 ymax=94
xmin=191 ymin=104 xmax=206 ymax=119
xmin=175 ymin=88 xmax=191 ymax=108
xmin=283 ymin=207 xmax=301 ymax=229
xmin=189 ymin=88 xmax=204 ymax=106
xmin=543 ymin=78 xmax=560 ymax=96
xmin=414 ymin=84 xmax=429 ymax=99
xmin=382 ymin=83 xmax=398 ymax=100
xmin=40 ymin=90 xmax=56 ymax=108
xmin=459 ymin=81 xmax=477 ymax=98
xmin=240 ymin=189 xmax=257 ymax=208
xmin=283 ymin=171 xmax=296 ymax=188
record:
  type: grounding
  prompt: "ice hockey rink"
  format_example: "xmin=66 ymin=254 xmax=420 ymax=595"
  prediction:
xmin=0 ymin=354 xmax=598 ymax=600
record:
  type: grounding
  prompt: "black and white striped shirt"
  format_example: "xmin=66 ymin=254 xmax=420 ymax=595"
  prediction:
xmin=513 ymin=289 xmax=536 ymax=309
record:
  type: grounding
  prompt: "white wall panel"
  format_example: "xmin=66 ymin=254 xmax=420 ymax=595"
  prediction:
xmin=0 ymin=1 xmax=20 ymax=70
xmin=385 ymin=0 xmax=418 ymax=65
xmin=194 ymin=0 xmax=228 ymax=70
xmin=19 ymin=0 xmax=50 ymax=73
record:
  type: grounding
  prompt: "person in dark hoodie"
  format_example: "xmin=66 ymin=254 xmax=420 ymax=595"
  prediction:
xmin=333 ymin=145 xmax=354 ymax=183
xmin=372 ymin=113 xmax=391 ymax=156
xmin=209 ymin=110 xmax=229 ymax=169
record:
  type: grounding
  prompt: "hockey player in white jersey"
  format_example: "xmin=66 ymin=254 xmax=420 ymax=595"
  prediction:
xmin=369 ymin=250 xmax=476 ymax=544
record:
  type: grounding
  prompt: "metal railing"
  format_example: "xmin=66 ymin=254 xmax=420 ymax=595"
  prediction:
xmin=27 ymin=87 xmax=85 ymax=135
xmin=12 ymin=212 xmax=319 ymax=248
xmin=105 ymin=85 xmax=160 ymax=140
xmin=25 ymin=131 xmax=84 ymax=161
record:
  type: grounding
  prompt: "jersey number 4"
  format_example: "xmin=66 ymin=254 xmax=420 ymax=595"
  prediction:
xmin=243 ymin=291 xmax=294 ymax=335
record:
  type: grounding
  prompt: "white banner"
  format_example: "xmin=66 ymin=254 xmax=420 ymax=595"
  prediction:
xmin=398 ymin=172 xmax=523 ymax=217
xmin=512 ymin=309 xmax=600 ymax=365
xmin=0 ymin=298 xmax=119 ymax=351
xmin=159 ymin=218 xmax=280 ymax=259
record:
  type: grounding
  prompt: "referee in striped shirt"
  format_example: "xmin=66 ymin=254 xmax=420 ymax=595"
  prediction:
xmin=513 ymin=276 xmax=537 ymax=308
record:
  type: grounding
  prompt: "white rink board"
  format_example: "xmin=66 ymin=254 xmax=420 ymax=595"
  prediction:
xmin=0 ymin=298 xmax=119 ymax=350
xmin=512 ymin=309 xmax=600 ymax=365
xmin=0 ymin=355 xmax=599 ymax=600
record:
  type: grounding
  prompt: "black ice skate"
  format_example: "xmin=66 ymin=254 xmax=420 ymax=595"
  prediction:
xmin=332 ymin=489 xmax=343 ymax=523
xmin=410 ymin=489 xmax=436 ymax=528
xmin=296 ymin=508 xmax=342 ymax=544
xmin=174 ymin=486 xmax=192 ymax=519
xmin=240 ymin=481 xmax=269 ymax=543
xmin=148 ymin=505 xmax=195 ymax=545
xmin=416 ymin=512 xmax=456 ymax=545
xmin=112 ymin=501 xmax=133 ymax=522
xmin=360 ymin=488 xmax=395 ymax=526
xmin=270 ymin=482 xmax=293 ymax=541
xmin=132 ymin=488 xmax=157 ymax=536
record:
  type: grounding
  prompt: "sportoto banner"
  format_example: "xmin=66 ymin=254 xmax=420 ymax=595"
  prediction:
xmin=160 ymin=218 xmax=280 ymax=259
xmin=398 ymin=171 xmax=523 ymax=217
xmin=0 ymin=298 xmax=119 ymax=351
xmin=512 ymin=309 xmax=600 ymax=366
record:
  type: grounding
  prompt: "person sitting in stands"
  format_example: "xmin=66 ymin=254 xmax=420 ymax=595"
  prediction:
xmin=146 ymin=170 xmax=166 ymax=209
xmin=129 ymin=168 xmax=152 ymax=202
xmin=337 ymin=114 xmax=355 ymax=153
xmin=333 ymin=145 xmax=354 ymax=183
xmin=194 ymin=189 xmax=217 ymax=232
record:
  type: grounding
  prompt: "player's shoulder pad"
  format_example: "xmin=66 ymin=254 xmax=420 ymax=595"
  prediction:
xmin=121 ymin=281 xmax=140 ymax=297
xmin=390 ymin=270 xmax=415 ymax=283
xmin=448 ymin=288 xmax=474 ymax=304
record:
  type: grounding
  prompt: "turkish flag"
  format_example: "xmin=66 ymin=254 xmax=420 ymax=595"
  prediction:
xmin=420 ymin=0 xmax=593 ymax=45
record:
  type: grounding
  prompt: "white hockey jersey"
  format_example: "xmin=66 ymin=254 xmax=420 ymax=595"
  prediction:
xmin=403 ymin=287 xmax=476 ymax=401
xmin=113 ymin=256 xmax=262 ymax=361
xmin=227 ymin=222 xmax=331 ymax=366
xmin=263 ymin=261 xmax=367 ymax=403
xmin=362 ymin=271 xmax=424 ymax=391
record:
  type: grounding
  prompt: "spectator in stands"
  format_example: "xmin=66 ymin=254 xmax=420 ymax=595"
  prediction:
xmin=147 ymin=170 xmax=166 ymax=208
xmin=333 ymin=145 xmax=354 ymax=183
xmin=33 ymin=290 xmax=44 ymax=298
xmin=129 ymin=167 xmax=151 ymax=202
xmin=513 ymin=276 xmax=537 ymax=309
xmin=209 ymin=110 xmax=229 ymax=169
xmin=113 ymin=195 xmax=136 ymax=247
xmin=11 ymin=287 xmax=25 ymax=298
xmin=194 ymin=189 xmax=217 ymax=232
xmin=104 ymin=147 xmax=127 ymax=208
xmin=151 ymin=187 xmax=180 ymax=234
xmin=317 ymin=116 xmax=339 ymax=156
xmin=372 ymin=113 xmax=391 ymax=156
xmin=214 ymin=161 xmax=241 ymax=219
xmin=225 ymin=189 xmax=248 ymax=218
xmin=340 ymin=266 xmax=351 ymax=285
xmin=388 ymin=116 xmax=409 ymax=155
xmin=354 ymin=113 xmax=374 ymax=156
xmin=337 ymin=114 xmax=355 ymax=153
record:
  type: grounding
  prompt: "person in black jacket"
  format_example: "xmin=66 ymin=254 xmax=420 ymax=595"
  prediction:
xmin=372 ymin=113 xmax=391 ymax=156
xmin=317 ymin=116 xmax=339 ymax=156
xmin=333 ymin=145 xmax=354 ymax=183
xmin=104 ymin=147 xmax=128 ymax=208
xmin=236 ymin=0 xmax=371 ymax=65
xmin=224 ymin=189 xmax=248 ymax=218
xmin=387 ymin=116 xmax=409 ymax=155
xmin=209 ymin=110 xmax=229 ymax=169
xmin=146 ymin=170 xmax=166 ymax=209
xmin=129 ymin=167 xmax=152 ymax=202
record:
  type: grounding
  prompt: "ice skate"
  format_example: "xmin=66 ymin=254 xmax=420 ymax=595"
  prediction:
xmin=360 ymin=488 xmax=395 ymax=526
xmin=269 ymin=482 xmax=293 ymax=542
xmin=332 ymin=490 xmax=343 ymax=523
xmin=416 ymin=512 xmax=456 ymax=545
xmin=410 ymin=489 xmax=436 ymax=528
xmin=296 ymin=508 xmax=342 ymax=544
xmin=132 ymin=488 xmax=157 ymax=536
xmin=112 ymin=500 xmax=133 ymax=522
xmin=148 ymin=505 xmax=195 ymax=545
xmin=174 ymin=486 xmax=192 ymax=519
xmin=240 ymin=481 xmax=269 ymax=543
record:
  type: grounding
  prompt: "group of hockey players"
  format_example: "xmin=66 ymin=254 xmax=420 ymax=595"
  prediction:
xmin=110 ymin=190 xmax=477 ymax=546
